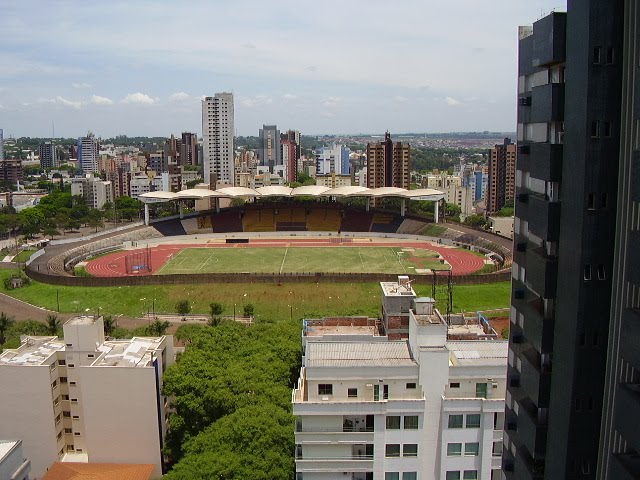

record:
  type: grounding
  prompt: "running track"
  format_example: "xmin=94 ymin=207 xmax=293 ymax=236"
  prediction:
xmin=85 ymin=239 xmax=486 ymax=278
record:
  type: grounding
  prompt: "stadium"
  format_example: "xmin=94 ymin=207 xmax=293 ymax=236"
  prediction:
xmin=25 ymin=185 xmax=512 ymax=288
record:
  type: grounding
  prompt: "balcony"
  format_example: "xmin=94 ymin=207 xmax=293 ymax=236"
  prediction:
xmin=526 ymin=194 xmax=560 ymax=241
xmin=531 ymin=83 xmax=565 ymax=123
xmin=531 ymin=12 xmax=566 ymax=67
xmin=526 ymin=143 xmax=563 ymax=182
xmin=513 ymin=444 xmax=545 ymax=480
xmin=525 ymin=247 xmax=558 ymax=299
xmin=295 ymin=457 xmax=374 ymax=473
xmin=520 ymin=298 xmax=554 ymax=353
xmin=516 ymin=397 xmax=548 ymax=459
xmin=519 ymin=348 xmax=551 ymax=406
xmin=296 ymin=431 xmax=374 ymax=444
xmin=620 ymin=309 xmax=640 ymax=372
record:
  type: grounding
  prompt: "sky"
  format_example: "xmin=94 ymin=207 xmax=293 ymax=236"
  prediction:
xmin=0 ymin=0 xmax=564 ymax=138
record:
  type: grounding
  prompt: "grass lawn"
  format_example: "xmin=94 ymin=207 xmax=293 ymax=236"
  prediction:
xmin=13 ymin=249 xmax=36 ymax=263
xmin=0 ymin=270 xmax=511 ymax=321
xmin=156 ymin=246 xmax=448 ymax=275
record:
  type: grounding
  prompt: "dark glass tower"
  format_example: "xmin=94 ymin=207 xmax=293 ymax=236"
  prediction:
xmin=505 ymin=1 xmax=625 ymax=479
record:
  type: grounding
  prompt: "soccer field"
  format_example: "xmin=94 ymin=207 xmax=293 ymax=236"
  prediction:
xmin=155 ymin=246 xmax=449 ymax=275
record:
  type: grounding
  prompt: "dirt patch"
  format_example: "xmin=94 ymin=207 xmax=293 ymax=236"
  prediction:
xmin=488 ymin=316 xmax=510 ymax=339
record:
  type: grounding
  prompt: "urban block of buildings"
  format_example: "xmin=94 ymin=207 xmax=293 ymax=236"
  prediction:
xmin=0 ymin=316 xmax=174 ymax=478
xmin=293 ymin=276 xmax=507 ymax=480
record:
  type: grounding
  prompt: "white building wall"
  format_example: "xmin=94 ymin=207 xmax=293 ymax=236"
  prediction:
xmin=202 ymin=93 xmax=235 ymax=184
xmin=0 ymin=365 xmax=62 ymax=478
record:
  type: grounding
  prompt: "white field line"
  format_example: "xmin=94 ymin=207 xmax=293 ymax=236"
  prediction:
xmin=279 ymin=245 xmax=290 ymax=274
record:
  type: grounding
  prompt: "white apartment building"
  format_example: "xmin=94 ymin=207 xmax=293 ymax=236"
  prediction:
xmin=202 ymin=92 xmax=234 ymax=185
xmin=0 ymin=316 xmax=174 ymax=479
xmin=70 ymin=175 xmax=113 ymax=210
xmin=0 ymin=440 xmax=30 ymax=480
xmin=316 ymin=144 xmax=350 ymax=176
xmin=292 ymin=280 xmax=507 ymax=480
xmin=77 ymin=134 xmax=99 ymax=174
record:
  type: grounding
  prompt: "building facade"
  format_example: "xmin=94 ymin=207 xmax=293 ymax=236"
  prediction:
xmin=366 ymin=132 xmax=410 ymax=189
xmin=258 ymin=125 xmax=281 ymax=173
xmin=77 ymin=134 xmax=99 ymax=174
xmin=180 ymin=132 xmax=199 ymax=167
xmin=316 ymin=144 xmax=350 ymax=176
xmin=486 ymin=139 xmax=516 ymax=215
xmin=293 ymin=278 xmax=506 ymax=480
xmin=39 ymin=142 xmax=58 ymax=169
xmin=0 ymin=317 xmax=174 ymax=479
xmin=506 ymin=3 xmax=625 ymax=479
xmin=70 ymin=175 xmax=113 ymax=209
xmin=0 ymin=159 xmax=23 ymax=185
xmin=0 ymin=128 xmax=4 ymax=162
xmin=202 ymin=93 xmax=234 ymax=185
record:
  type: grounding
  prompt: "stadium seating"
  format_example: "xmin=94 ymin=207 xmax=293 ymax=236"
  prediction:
xmin=152 ymin=219 xmax=186 ymax=236
xmin=371 ymin=213 xmax=405 ymax=233
xmin=307 ymin=209 xmax=341 ymax=231
xmin=340 ymin=211 xmax=373 ymax=232
xmin=212 ymin=211 xmax=243 ymax=233
xmin=244 ymin=209 xmax=276 ymax=232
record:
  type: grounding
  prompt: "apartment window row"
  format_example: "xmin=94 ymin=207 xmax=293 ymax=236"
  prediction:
xmin=591 ymin=120 xmax=613 ymax=138
xmin=593 ymin=46 xmax=615 ymax=65
xmin=385 ymin=443 xmax=418 ymax=457
xmin=386 ymin=415 xmax=419 ymax=430
xmin=446 ymin=471 xmax=478 ymax=480
xmin=587 ymin=192 xmax=608 ymax=211
xmin=385 ymin=473 xmax=417 ymax=480
xmin=448 ymin=413 xmax=481 ymax=429
xmin=578 ymin=330 xmax=602 ymax=348
xmin=446 ymin=442 xmax=480 ymax=456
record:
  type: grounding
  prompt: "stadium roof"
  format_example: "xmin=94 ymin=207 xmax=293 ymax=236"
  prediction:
xmin=138 ymin=186 xmax=445 ymax=203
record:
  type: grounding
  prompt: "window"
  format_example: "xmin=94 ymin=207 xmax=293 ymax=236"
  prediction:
xmin=317 ymin=384 xmax=332 ymax=395
xmin=475 ymin=383 xmax=488 ymax=399
xmin=450 ymin=382 xmax=460 ymax=388
xmin=51 ymin=380 xmax=57 ymax=389
xmin=447 ymin=443 xmax=462 ymax=456
xmin=68 ymin=364 xmax=75 ymax=368
xmin=601 ymin=193 xmax=608 ymax=209
xmin=385 ymin=444 xmax=401 ymax=457
xmin=60 ymin=377 xmax=67 ymax=384
xmin=591 ymin=121 xmax=600 ymax=138
xmin=64 ymin=428 xmax=72 ymax=434
xmin=71 ymin=398 xmax=78 ymax=403
xmin=446 ymin=472 xmax=461 ymax=480
xmin=386 ymin=416 xmax=401 ymax=430
xmin=588 ymin=193 xmax=596 ymax=210
xmin=58 ymin=359 xmax=66 ymax=366
xmin=465 ymin=443 xmax=480 ymax=456
xmin=492 ymin=441 xmax=503 ymax=456
xmin=348 ymin=388 xmax=358 ymax=398
xmin=603 ymin=121 xmax=612 ymax=137
xmin=584 ymin=265 xmax=592 ymax=281
xmin=403 ymin=444 xmax=418 ymax=457
xmin=466 ymin=414 xmax=481 ymax=428
xmin=593 ymin=46 xmax=601 ymax=64
xmin=463 ymin=471 xmax=478 ymax=480
xmin=70 ymin=381 xmax=76 ymax=386
xmin=597 ymin=265 xmax=606 ymax=281
xmin=403 ymin=473 xmax=417 ymax=480
xmin=448 ymin=414 xmax=464 ymax=428
xmin=404 ymin=415 xmax=419 ymax=429
xmin=385 ymin=474 xmax=399 ymax=480
xmin=406 ymin=382 xmax=417 ymax=389
xmin=606 ymin=47 xmax=615 ymax=64
xmin=74 ymin=432 xmax=81 ymax=436
xmin=87 ymin=354 xmax=94 ymax=358
xmin=72 ymin=415 xmax=79 ymax=420
xmin=62 ymin=411 xmax=71 ymax=418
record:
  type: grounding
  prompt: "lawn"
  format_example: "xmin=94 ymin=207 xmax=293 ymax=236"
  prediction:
xmin=156 ymin=246 xmax=448 ymax=275
xmin=13 ymin=249 xmax=36 ymax=263
xmin=0 ymin=270 xmax=511 ymax=320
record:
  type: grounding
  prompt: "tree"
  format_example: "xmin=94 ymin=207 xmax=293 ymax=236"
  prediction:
xmin=446 ymin=203 xmax=462 ymax=217
xmin=0 ymin=312 xmax=15 ymax=345
xmin=176 ymin=300 xmax=191 ymax=316
xmin=46 ymin=314 xmax=61 ymax=335
xmin=87 ymin=209 xmax=104 ymax=232
xmin=464 ymin=214 xmax=488 ymax=228
xmin=209 ymin=302 xmax=224 ymax=327
xmin=147 ymin=319 xmax=171 ymax=336
xmin=103 ymin=315 xmax=115 ymax=336
xmin=243 ymin=304 xmax=254 ymax=317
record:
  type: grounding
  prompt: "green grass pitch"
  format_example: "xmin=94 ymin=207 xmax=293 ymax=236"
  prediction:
xmin=155 ymin=246 xmax=449 ymax=275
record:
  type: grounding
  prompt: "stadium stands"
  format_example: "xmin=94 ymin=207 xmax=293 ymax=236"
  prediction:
xmin=152 ymin=219 xmax=186 ymax=236
xmin=244 ymin=209 xmax=276 ymax=232
xmin=370 ymin=214 xmax=405 ymax=233
xmin=307 ymin=209 xmax=341 ymax=231
xmin=340 ymin=210 xmax=373 ymax=232
xmin=212 ymin=211 xmax=243 ymax=233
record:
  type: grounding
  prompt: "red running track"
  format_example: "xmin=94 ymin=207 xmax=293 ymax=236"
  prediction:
xmin=85 ymin=239 xmax=486 ymax=278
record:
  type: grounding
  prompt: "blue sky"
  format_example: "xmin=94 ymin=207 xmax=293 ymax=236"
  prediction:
xmin=0 ymin=0 xmax=564 ymax=138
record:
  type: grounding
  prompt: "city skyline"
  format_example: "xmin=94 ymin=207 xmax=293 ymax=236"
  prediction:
xmin=1 ymin=1 xmax=562 ymax=138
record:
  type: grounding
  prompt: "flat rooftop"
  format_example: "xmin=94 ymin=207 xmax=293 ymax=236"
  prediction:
xmin=65 ymin=316 xmax=98 ymax=326
xmin=94 ymin=337 xmax=165 ymax=367
xmin=447 ymin=341 xmax=508 ymax=367
xmin=0 ymin=336 xmax=63 ymax=366
xmin=0 ymin=440 xmax=19 ymax=460
xmin=380 ymin=281 xmax=416 ymax=297
xmin=307 ymin=341 xmax=416 ymax=368
xmin=413 ymin=311 xmax=445 ymax=326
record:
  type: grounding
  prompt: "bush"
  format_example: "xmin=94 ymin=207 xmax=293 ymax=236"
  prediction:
xmin=176 ymin=300 xmax=190 ymax=316
xmin=243 ymin=304 xmax=254 ymax=317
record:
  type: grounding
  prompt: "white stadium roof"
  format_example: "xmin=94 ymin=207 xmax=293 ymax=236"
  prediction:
xmin=139 ymin=186 xmax=445 ymax=203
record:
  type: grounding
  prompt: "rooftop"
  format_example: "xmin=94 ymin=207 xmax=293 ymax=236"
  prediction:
xmin=65 ymin=315 xmax=97 ymax=326
xmin=0 ymin=336 xmax=63 ymax=366
xmin=307 ymin=341 xmax=416 ymax=368
xmin=0 ymin=440 xmax=19 ymax=460
xmin=94 ymin=337 xmax=165 ymax=367
xmin=447 ymin=341 xmax=509 ymax=367
xmin=42 ymin=462 xmax=154 ymax=480
xmin=380 ymin=279 xmax=416 ymax=297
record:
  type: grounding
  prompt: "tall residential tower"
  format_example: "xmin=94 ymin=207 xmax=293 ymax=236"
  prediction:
xmin=202 ymin=93 xmax=234 ymax=185
xmin=487 ymin=138 xmax=516 ymax=214
xmin=366 ymin=132 xmax=410 ymax=189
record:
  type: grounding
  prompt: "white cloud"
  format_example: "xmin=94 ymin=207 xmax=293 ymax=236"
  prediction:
xmin=38 ymin=96 xmax=83 ymax=109
xmin=283 ymin=93 xmax=298 ymax=101
xmin=445 ymin=96 xmax=461 ymax=107
xmin=168 ymin=92 xmax=191 ymax=102
xmin=322 ymin=96 xmax=341 ymax=108
xmin=90 ymin=95 xmax=113 ymax=105
xmin=121 ymin=92 xmax=156 ymax=105
xmin=238 ymin=94 xmax=273 ymax=108
xmin=72 ymin=82 xmax=92 ymax=89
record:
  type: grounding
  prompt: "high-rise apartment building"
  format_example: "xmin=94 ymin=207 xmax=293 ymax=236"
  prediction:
xmin=281 ymin=140 xmax=298 ymax=183
xmin=0 ymin=159 xmax=23 ymax=185
xmin=202 ymin=93 xmax=234 ymax=185
xmin=315 ymin=144 xmax=351 ymax=176
xmin=258 ymin=125 xmax=281 ymax=173
xmin=366 ymin=132 xmax=410 ymax=189
xmin=180 ymin=132 xmax=199 ymax=167
xmin=0 ymin=316 xmax=174 ymax=478
xmin=77 ymin=133 xmax=99 ymax=174
xmin=486 ymin=138 xmax=516 ymax=215
xmin=0 ymin=129 xmax=4 ymax=162
xmin=39 ymin=142 xmax=58 ymax=169
xmin=293 ymin=278 xmax=507 ymax=480
xmin=506 ymin=3 xmax=626 ymax=478
xmin=70 ymin=175 xmax=113 ymax=209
